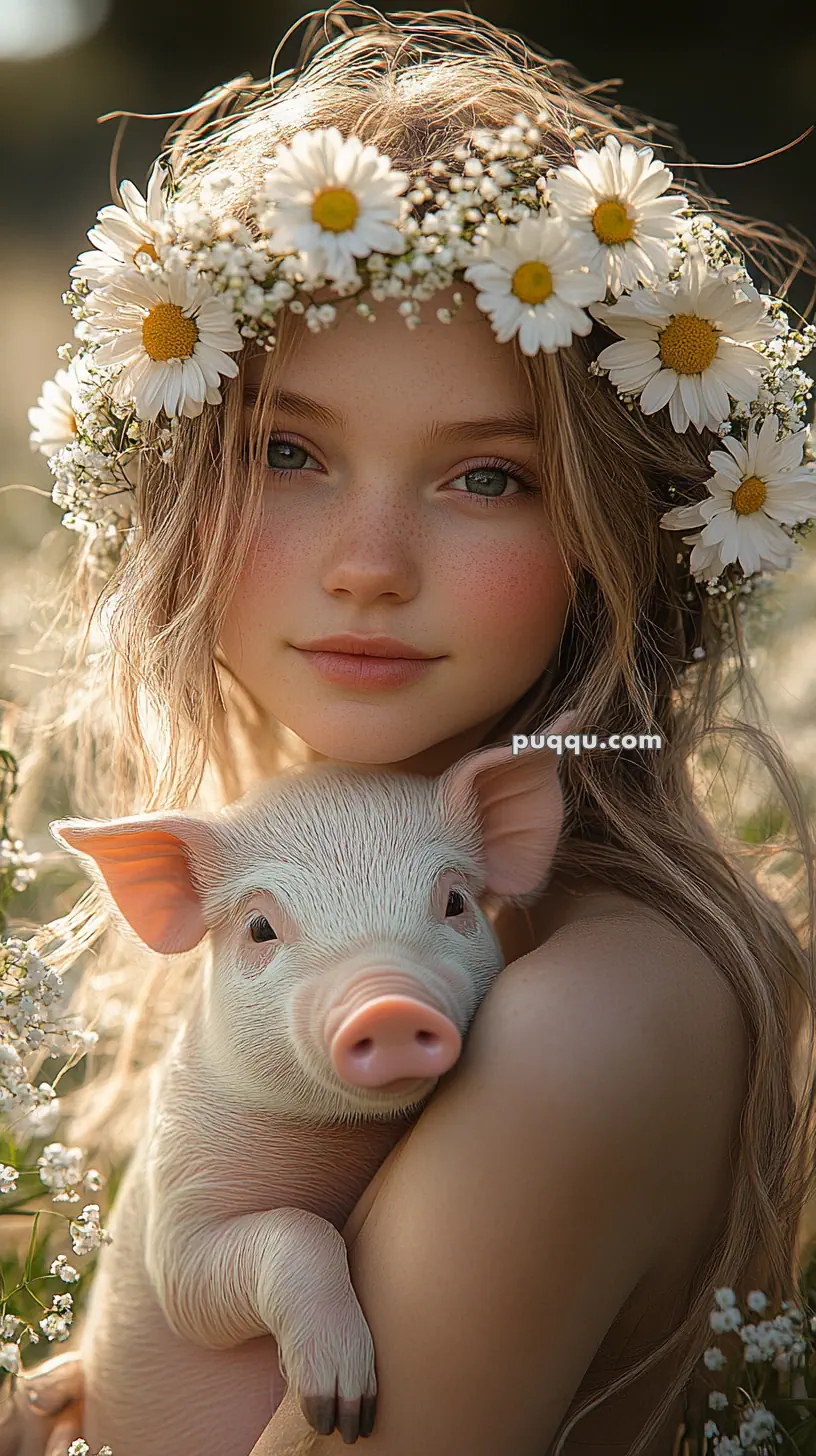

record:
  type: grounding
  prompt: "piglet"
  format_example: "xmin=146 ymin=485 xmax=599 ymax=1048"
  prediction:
xmin=49 ymin=726 xmax=570 ymax=1454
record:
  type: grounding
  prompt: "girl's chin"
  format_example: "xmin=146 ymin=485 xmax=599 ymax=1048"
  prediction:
xmin=281 ymin=714 xmax=459 ymax=769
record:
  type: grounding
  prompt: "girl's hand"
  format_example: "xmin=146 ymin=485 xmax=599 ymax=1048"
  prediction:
xmin=0 ymin=1354 xmax=84 ymax=1456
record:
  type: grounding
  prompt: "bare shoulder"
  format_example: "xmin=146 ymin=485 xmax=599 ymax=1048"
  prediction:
xmin=504 ymin=892 xmax=746 ymax=1073
xmin=496 ymin=890 xmax=748 ymax=1067
xmin=479 ymin=894 xmax=750 ymax=1254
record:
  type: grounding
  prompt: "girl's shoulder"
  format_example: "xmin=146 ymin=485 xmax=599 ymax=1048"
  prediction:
xmin=493 ymin=869 xmax=750 ymax=1289
xmin=500 ymin=869 xmax=748 ymax=1098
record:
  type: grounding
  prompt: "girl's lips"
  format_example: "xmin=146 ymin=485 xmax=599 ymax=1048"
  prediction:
xmin=293 ymin=648 xmax=439 ymax=689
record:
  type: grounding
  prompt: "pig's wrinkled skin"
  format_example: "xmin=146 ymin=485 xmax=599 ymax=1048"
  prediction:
xmin=48 ymin=726 xmax=569 ymax=1455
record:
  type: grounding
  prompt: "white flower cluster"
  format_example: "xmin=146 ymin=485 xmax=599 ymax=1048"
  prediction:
xmin=68 ymin=1202 xmax=113 ymax=1256
xmin=703 ymin=1409 xmax=782 ymax=1454
xmin=701 ymin=1286 xmax=809 ymax=1452
xmin=0 ymin=836 xmax=42 ymax=893
xmin=38 ymin=1290 xmax=75 ymax=1343
xmin=50 ymin=1252 xmax=81 ymax=1283
xmin=0 ymin=796 xmax=113 ymax=1384
xmin=27 ymin=116 xmax=816 ymax=596
xmin=1 ymin=937 xmax=98 ymax=1126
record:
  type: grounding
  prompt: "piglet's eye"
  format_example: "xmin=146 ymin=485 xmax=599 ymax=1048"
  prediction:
xmin=249 ymin=915 xmax=278 ymax=944
xmin=445 ymin=890 xmax=465 ymax=918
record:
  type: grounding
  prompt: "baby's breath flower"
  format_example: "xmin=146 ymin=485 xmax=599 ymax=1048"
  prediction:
xmin=714 ymin=1288 xmax=738 ymax=1309
xmin=37 ymin=1142 xmax=84 ymax=1193
xmin=710 ymin=1305 xmax=743 ymax=1334
xmin=738 ymin=1403 xmax=777 ymax=1443
xmin=0 ymin=1342 xmax=20 ymax=1375
xmin=69 ymin=1203 xmax=113 ymax=1256
xmin=50 ymin=1254 xmax=81 ymax=1283
xmin=38 ymin=1314 xmax=70 ymax=1342
xmin=0 ymin=1162 xmax=18 ymax=1193
xmin=1 ymin=837 xmax=42 ymax=891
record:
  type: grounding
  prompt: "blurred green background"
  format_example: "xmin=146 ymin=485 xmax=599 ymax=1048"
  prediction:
xmin=1 ymin=0 xmax=816 ymax=861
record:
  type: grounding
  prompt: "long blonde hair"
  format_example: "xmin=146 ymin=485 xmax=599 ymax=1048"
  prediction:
xmin=9 ymin=8 xmax=816 ymax=1450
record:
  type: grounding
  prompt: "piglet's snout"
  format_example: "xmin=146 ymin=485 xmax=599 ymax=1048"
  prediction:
xmin=329 ymin=995 xmax=462 ymax=1090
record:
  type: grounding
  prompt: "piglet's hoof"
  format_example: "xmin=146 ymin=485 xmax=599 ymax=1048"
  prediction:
xmin=300 ymin=1390 xmax=376 ymax=1443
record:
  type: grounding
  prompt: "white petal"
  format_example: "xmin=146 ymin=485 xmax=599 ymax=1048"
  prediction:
xmin=699 ymin=369 xmax=730 ymax=427
xmin=718 ymin=435 xmax=749 ymax=473
xmin=707 ymin=356 xmax=762 ymax=402
xmin=660 ymin=500 xmax=707 ymax=530
xmin=598 ymin=339 xmax=660 ymax=367
xmin=640 ymin=368 xmax=678 ymax=414
xmin=706 ymin=452 xmax=743 ymax=486
xmin=668 ymin=386 xmax=690 ymax=432
xmin=163 ymin=365 xmax=184 ymax=417
xmin=517 ymin=312 xmax=548 ymax=355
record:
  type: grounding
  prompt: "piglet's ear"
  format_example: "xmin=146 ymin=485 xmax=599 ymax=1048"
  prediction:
xmin=436 ymin=711 xmax=576 ymax=901
xmin=49 ymin=812 xmax=223 ymax=955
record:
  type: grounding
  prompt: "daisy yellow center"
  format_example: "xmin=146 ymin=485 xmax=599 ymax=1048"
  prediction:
xmin=133 ymin=241 xmax=159 ymax=264
xmin=659 ymin=314 xmax=719 ymax=375
xmin=732 ymin=474 xmax=767 ymax=516
xmin=311 ymin=187 xmax=360 ymax=232
xmin=141 ymin=303 xmax=199 ymax=362
xmin=592 ymin=199 xmax=634 ymax=245
xmin=511 ymin=260 xmax=553 ymax=305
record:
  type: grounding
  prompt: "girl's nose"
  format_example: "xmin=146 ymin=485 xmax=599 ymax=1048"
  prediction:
xmin=320 ymin=504 xmax=420 ymax=604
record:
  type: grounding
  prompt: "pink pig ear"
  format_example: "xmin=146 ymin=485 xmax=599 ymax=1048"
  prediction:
xmin=49 ymin=812 xmax=223 ymax=955
xmin=436 ymin=710 xmax=576 ymax=900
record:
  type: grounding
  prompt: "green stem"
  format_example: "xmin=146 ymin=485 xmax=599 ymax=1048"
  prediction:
xmin=23 ymin=1212 xmax=40 ymax=1286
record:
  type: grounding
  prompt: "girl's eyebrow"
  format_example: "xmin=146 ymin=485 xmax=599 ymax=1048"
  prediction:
xmin=243 ymin=384 xmax=538 ymax=443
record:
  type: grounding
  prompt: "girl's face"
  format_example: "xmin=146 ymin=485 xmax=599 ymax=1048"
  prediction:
xmin=219 ymin=287 xmax=571 ymax=774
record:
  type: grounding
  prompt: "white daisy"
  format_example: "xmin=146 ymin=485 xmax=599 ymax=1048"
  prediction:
xmin=29 ymin=368 xmax=78 ymax=457
xmin=591 ymin=247 xmax=779 ymax=433
xmin=256 ymin=127 xmax=410 ymax=284
xmin=660 ymin=413 xmax=816 ymax=579
xmin=28 ymin=358 xmax=89 ymax=456
xmin=86 ymin=264 xmax=242 ymax=421
xmin=463 ymin=212 xmax=606 ymax=356
xmin=549 ymin=135 xmax=688 ymax=297
xmin=71 ymin=161 xmax=169 ymax=289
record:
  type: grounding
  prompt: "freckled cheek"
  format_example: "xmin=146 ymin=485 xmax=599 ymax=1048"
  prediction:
xmin=441 ymin=535 xmax=569 ymax=652
xmin=232 ymin=510 xmax=314 ymax=607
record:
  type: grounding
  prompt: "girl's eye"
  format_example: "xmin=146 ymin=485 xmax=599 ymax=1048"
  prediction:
xmin=261 ymin=437 xmax=539 ymax=507
xmin=445 ymin=889 xmax=466 ymax=917
xmin=248 ymin=915 xmax=278 ymax=944
xmin=448 ymin=460 xmax=539 ymax=505
xmin=265 ymin=437 xmax=320 ymax=472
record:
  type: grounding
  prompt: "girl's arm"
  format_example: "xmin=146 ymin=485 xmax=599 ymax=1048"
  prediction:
xmin=249 ymin=910 xmax=746 ymax=1456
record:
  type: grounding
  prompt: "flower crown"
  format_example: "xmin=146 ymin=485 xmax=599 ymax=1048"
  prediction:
xmin=28 ymin=114 xmax=816 ymax=598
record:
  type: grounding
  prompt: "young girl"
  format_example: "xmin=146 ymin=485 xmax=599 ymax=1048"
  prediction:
xmin=3 ymin=6 xmax=816 ymax=1454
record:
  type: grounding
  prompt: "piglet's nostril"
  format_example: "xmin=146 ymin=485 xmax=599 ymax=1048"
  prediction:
xmin=330 ymin=995 xmax=462 ymax=1090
